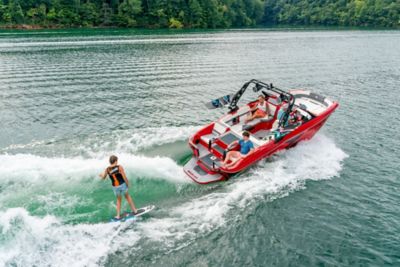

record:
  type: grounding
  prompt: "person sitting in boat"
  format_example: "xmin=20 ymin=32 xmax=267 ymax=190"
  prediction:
xmin=288 ymin=107 xmax=302 ymax=125
xmin=245 ymin=95 xmax=270 ymax=123
xmin=222 ymin=131 xmax=254 ymax=168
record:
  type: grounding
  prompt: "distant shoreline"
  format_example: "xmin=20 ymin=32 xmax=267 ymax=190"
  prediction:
xmin=0 ymin=24 xmax=398 ymax=31
xmin=0 ymin=24 xmax=56 ymax=30
xmin=0 ymin=24 xmax=99 ymax=30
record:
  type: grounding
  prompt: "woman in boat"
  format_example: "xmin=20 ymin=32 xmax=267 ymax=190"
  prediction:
xmin=245 ymin=95 xmax=270 ymax=123
xmin=222 ymin=131 xmax=254 ymax=168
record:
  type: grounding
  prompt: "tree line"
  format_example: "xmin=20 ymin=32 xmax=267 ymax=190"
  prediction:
xmin=0 ymin=0 xmax=398 ymax=29
xmin=263 ymin=0 xmax=399 ymax=28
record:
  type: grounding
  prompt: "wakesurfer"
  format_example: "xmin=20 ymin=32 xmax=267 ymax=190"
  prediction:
xmin=99 ymin=155 xmax=138 ymax=221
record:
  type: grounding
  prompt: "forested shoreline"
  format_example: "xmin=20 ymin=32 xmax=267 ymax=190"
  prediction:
xmin=0 ymin=0 xmax=398 ymax=29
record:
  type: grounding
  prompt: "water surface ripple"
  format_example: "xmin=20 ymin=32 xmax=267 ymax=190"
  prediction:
xmin=0 ymin=29 xmax=399 ymax=267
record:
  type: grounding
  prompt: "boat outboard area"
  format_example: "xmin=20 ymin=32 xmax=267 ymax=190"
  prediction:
xmin=183 ymin=79 xmax=338 ymax=184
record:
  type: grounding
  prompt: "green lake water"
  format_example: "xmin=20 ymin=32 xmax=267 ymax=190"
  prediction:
xmin=0 ymin=28 xmax=399 ymax=266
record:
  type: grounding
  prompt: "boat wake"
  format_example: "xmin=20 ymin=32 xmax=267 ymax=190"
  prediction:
xmin=0 ymin=153 xmax=188 ymax=185
xmin=0 ymin=126 xmax=347 ymax=267
xmin=0 ymin=208 xmax=123 ymax=267
xmin=133 ymin=134 xmax=348 ymax=252
xmin=1 ymin=126 xmax=199 ymax=156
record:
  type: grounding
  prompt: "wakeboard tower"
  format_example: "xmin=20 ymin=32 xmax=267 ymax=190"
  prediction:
xmin=183 ymin=79 xmax=338 ymax=184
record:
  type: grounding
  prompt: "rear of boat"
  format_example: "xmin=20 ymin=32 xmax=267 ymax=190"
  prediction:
xmin=183 ymin=102 xmax=277 ymax=184
xmin=183 ymin=122 xmax=238 ymax=184
xmin=183 ymin=157 xmax=225 ymax=184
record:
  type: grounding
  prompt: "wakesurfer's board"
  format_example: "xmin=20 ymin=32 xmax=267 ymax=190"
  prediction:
xmin=205 ymin=94 xmax=234 ymax=109
xmin=109 ymin=205 xmax=155 ymax=223
xmin=132 ymin=205 xmax=155 ymax=217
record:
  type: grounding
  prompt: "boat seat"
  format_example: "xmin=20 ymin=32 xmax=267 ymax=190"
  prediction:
xmin=213 ymin=122 xmax=227 ymax=135
xmin=222 ymin=106 xmax=251 ymax=125
xmin=249 ymin=135 xmax=262 ymax=147
xmin=219 ymin=132 xmax=240 ymax=145
xmin=267 ymin=103 xmax=274 ymax=115
xmin=242 ymin=116 xmax=274 ymax=131
xmin=200 ymin=133 xmax=216 ymax=145
xmin=212 ymin=143 xmax=225 ymax=156
xmin=253 ymin=130 xmax=271 ymax=140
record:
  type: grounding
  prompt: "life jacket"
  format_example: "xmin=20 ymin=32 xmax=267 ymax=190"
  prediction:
xmin=107 ymin=165 xmax=125 ymax=187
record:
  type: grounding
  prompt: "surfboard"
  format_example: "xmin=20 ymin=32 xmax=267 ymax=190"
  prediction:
xmin=109 ymin=205 xmax=155 ymax=223
xmin=130 ymin=205 xmax=155 ymax=218
xmin=205 ymin=94 xmax=234 ymax=109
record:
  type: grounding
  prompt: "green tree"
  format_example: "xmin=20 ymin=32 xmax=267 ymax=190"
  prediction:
xmin=116 ymin=0 xmax=142 ymax=26
xmin=100 ymin=2 xmax=112 ymax=25
xmin=46 ymin=7 xmax=57 ymax=23
xmin=26 ymin=4 xmax=46 ymax=24
xmin=169 ymin=17 xmax=183 ymax=28
xmin=201 ymin=0 xmax=222 ymax=28
xmin=80 ymin=2 xmax=100 ymax=26
xmin=8 ymin=0 xmax=25 ymax=24
xmin=57 ymin=7 xmax=79 ymax=26
xmin=188 ymin=0 xmax=203 ymax=27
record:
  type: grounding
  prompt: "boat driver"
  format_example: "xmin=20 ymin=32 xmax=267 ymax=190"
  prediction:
xmin=245 ymin=95 xmax=270 ymax=123
xmin=222 ymin=131 xmax=254 ymax=168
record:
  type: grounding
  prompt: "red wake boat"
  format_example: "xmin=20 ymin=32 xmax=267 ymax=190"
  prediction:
xmin=183 ymin=79 xmax=338 ymax=184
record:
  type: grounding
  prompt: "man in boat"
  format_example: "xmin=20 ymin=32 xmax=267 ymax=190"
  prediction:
xmin=278 ymin=104 xmax=288 ymax=123
xmin=273 ymin=103 xmax=292 ymax=129
xmin=99 ymin=155 xmax=138 ymax=221
xmin=222 ymin=131 xmax=254 ymax=168
xmin=245 ymin=95 xmax=270 ymax=123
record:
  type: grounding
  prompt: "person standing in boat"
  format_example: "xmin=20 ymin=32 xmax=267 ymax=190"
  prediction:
xmin=245 ymin=95 xmax=270 ymax=123
xmin=99 ymin=155 xmax=138 ymax=221
xmin=222 ymin=131 xmax=254 ymax=168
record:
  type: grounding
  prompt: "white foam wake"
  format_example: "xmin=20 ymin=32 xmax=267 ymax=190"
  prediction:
xmin=110 ymin=126 xmax=199 ymax=154
xmin=78 ymin=125 xmax=200 ymax=157
xmin=0 ymin=208 xmax=131 ymax=267
xmin=1 ymin=126 xmax=199 ymax=155
xmin=0 ymin=126 xmax=198 ymax=189
xmin=0 ymin=134 xmax=348 ymax=267
xmin=0 ymin=152 xmax=188 ymax=185
xmin=134 ymin=134 xmax=348 ymax=246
